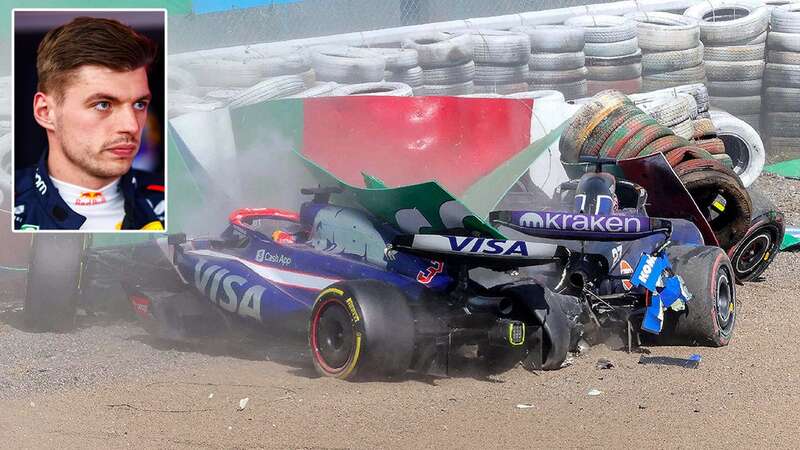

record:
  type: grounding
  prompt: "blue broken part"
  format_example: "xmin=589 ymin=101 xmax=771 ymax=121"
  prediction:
xmin=631 ymin=252 xmax=670 ymax=292
xmin=642 ymin=294 xmax=664 ymax=334
xmin=633 ymin=251 xmax=692 ymax=335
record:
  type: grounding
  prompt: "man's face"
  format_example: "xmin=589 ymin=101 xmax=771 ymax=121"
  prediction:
xmin=49 ymin=65 xmax=150 ymax=181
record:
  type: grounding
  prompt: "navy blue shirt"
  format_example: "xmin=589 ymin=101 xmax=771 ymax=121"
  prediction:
xmin=15 ymin=150 xmax=165 ymax=230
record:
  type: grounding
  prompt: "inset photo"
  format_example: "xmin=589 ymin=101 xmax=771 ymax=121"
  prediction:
xmin=13 ymin=9 xmax=166 ymax=231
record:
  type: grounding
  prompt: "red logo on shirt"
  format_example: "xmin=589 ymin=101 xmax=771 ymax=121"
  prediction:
xmin=75 ymin=191 xmax=107 ymax=206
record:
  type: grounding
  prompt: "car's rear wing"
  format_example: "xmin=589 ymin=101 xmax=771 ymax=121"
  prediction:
xmin=390 ymin=234 xmax=567 ymax=270
xmin=489 ymin=210 xmax=672 ymax=241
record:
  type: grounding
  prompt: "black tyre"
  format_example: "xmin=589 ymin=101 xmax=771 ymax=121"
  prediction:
xmin=24 ymin=234 xmax=87 ymax=332
xmin=664 ymin=245 xmax=736 ymax=347
xmin=727 ymin=188 xmax=784 ymax=282
xmin=309 ymin=280 xmax=415 ymax=380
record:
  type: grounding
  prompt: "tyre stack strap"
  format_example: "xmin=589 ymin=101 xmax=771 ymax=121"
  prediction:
xmin=561 ymin=89 xmax=754 ymax=250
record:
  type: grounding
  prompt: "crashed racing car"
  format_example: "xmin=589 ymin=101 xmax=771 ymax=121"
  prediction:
xmin=22 ymin=153 xmax=735 ymax=379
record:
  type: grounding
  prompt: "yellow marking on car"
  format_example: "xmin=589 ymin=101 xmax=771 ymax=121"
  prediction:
xmin=339 ymin=332 xmax=362 ymax=379
xmin=318 ymin=287 xmax=344 ymax=299
xmin=508 ymin=322 xmax=525 ymax=346
xmin=764 ymin=251 xmax=770 ymax=261
xmin=345 ymin=297 xmax=360 ymax=322
xmin=712 ymin=200 xmax=725 ymax=212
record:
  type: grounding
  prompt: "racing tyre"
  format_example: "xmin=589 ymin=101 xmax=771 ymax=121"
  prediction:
xmin=309 ymin=280 xmax=415 ymax=380
xmin=727 ymin=188 xmax=784 ymax=282
xmin=665 ymin=245 xmax=736 ymax=346
xmin=24 ymin=234 xmax=87 ymax=332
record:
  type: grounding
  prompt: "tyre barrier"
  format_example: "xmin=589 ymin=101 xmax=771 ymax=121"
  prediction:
xmin=227 ymin=75 xmax=307 ymax=109
xmin=566 ymin=15 xmax=642 ymax=94
xmin=511 ymin=25 xmax=585 ymax=53
xmin=331 ymin=82 xmax=414 ymax=97
xmin=626 ymin=12 xmax=707 ymax=93
xmin=289 ymin=82 xmax=340 ymax=98
xmin=371 ymin=47 xmax=419 ymax=71
xmin=684 ymin=1 xmax=769 ymax=131
xmin=168 ymin=66 xmax=199 ymax=94
xmin=177 ymin=48 xmax=312 ymax=89
xmin=517 ymin=25 xmax=588 ymax=100
xmin=473 ymin=82 xmax=531 ymax=95
xmin=404 ymin=32 xmax=477 ymax=96
xmin=168 ymin=92 xmax=225 ymax=118
xmin=708 ymin=110 xmax=765 ymax=188
xmin=469 ymin=30 xmax=531 ymax=94
xmin=420 ymin=81 xmax=475 ymax=96
xmin=763 ymin=4 xmax=800 ymax=163
xmin=386 ymin=66 xmax=424 ymax=91
xmin=180 ymin=58 xmax=274 ymax=88
xmin=684 ymin=0 xmax=770 ymax=46
xmin=559 ymin=90 xmax=753 ymax=250
xmin=529 ymin=79 xmax=588 ymax=100
xmin=375 ymin=48 xmax=425 ymax=92
xmin=310 ymin=45 xmax=385 ymax=83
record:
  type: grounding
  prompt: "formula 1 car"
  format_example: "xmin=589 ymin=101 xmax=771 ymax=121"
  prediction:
xmin=487 ymin=157 xmax=735 ymax=350
xmin=23 ymin=156 xmax=734 ymax=382
xmin=124 ymin=186 xmax=585 ymax=377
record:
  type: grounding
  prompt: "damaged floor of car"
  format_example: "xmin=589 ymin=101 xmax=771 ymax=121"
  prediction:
xmin=1 ymin=175 xmax=798 ymax=448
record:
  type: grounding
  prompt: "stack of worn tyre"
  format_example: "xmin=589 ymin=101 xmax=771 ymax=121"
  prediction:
xmin=468 ymin=30 xmax=531 ymax=95
xmin=634 ymin=92 xmax=706 ymax=143
xmin=512 ymin=25 xmax=589 ymax=100
xmin=376 ymin=47 xmax=424 ymax=95
xmin=684 ymin=0 xmax=770 ymax=131
xmin=635 ymin=84 xmax=766 ymax=189
xmin=564 ymin=15 xmax=642 ymax=96
xmin=763 ymin=3 xmax=800 ymax=162
xmin=169 ymin=49 xmax=312 ymax=115
xmin=559 ymin=90 xmax=752 ymax=253
xmin=626 ymin=12 xmax=707 ymax=92
xmin=403 ymin=32 xmax=475 ymax=95
xmin=631 ymin=85 xmax=770 ymax=188
xmin=311 ymin=45 xmax=384 ymax=84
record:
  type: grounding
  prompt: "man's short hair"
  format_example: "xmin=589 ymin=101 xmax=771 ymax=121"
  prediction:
xmin=36 ymin=16 xmax=157 ymax=100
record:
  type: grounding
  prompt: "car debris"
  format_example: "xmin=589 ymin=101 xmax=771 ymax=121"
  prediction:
xmin=596 ymin=358 xmax=614 ymax=370
xmin=638 ymin=354 xmax=701 ymax=369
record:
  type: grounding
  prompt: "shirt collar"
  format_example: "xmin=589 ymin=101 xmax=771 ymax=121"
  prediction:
xmin=34 ymin=148 xmax=86 ymax=229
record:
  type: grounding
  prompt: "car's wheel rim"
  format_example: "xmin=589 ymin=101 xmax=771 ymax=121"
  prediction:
xmin=716 ymin=269 xmax=734 ymax=331
xmin=735 ymin=232 xmax=771 ymax=275
xmin=312 ymin=299 xmax=355 ymax=373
